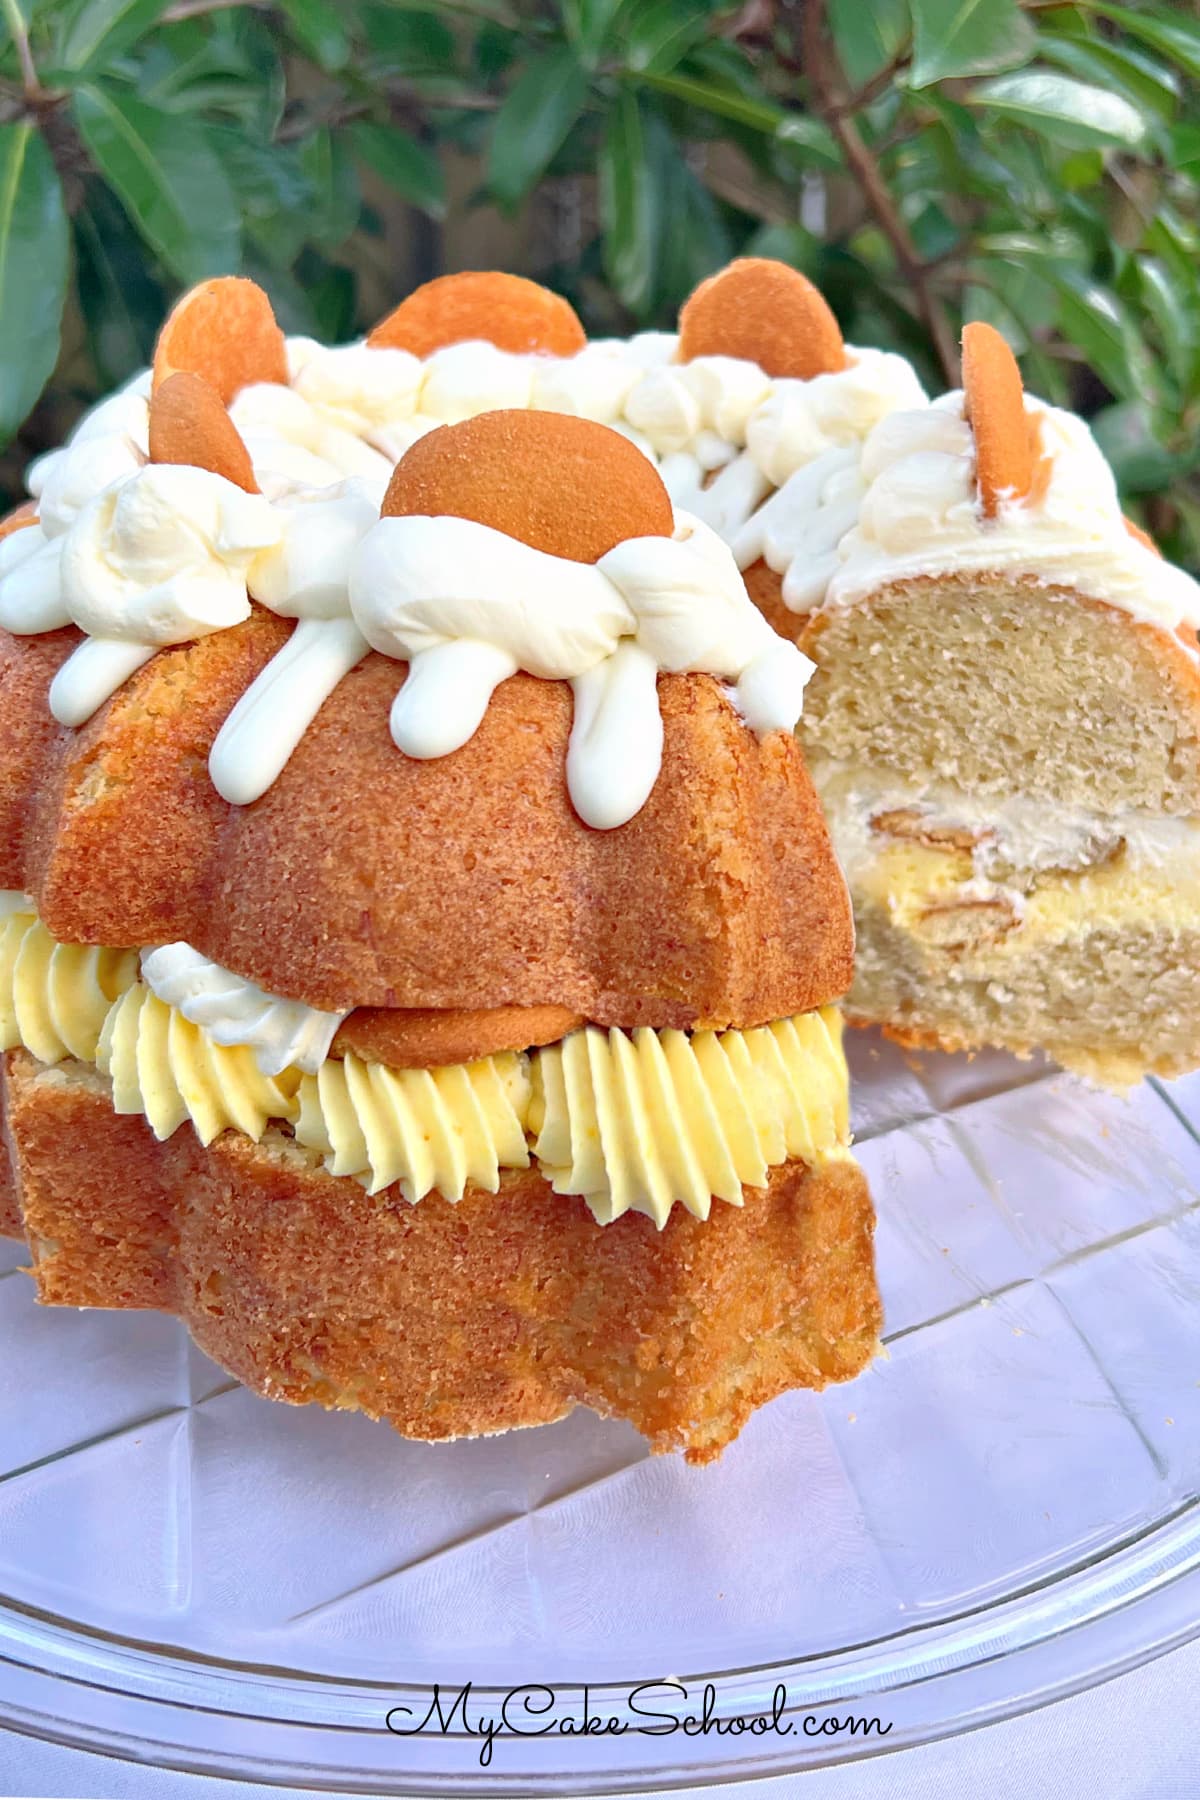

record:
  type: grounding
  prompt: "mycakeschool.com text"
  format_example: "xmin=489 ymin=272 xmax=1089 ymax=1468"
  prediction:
xmin=384 ymin=1681 xmax=893 ymax=1767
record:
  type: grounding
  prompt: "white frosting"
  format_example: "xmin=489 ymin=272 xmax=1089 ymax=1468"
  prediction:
xmin=28 ymin=376 xmax=151 ymax=539
xmin=732 ymin=446 xmax=867 ymax=613
xmin=247 ymin=478 xmax=382 ymax=620
xmin=4 ymin=319 xmax=931 ymax=816
xmin=225 ymin=332 xmax=924 ymax=519
xmin=746 ymin=351 xmax=926 ymax=485
xmin=60 ymin=465 xmax=280 ymax=645
xmin=293 ymin=342 xmax=422 ymax=431
xmin=0 ymin=523 xmax=70 ymax=633
xmin=208 ymin=481 xmax=380 ymax=804
xmin=828 ymin=392 xmax=1200 ymax=630
xmin=140 ymin=942 xmax=344 ymax=1076
xmin=48 ymin=466 xmax=280 ymax=727
xmin=347 ymin=509 xmax=814 ymax=829
xmin=229 ymin=381 xmax=393 ymax=496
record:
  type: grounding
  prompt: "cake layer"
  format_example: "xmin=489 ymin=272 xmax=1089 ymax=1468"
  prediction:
xmin=0 ymin=615 xmax=851 ymax=1026
xmin=798 ymin=580 xmax=1200 ymax=817
xmin=1 ymin=1049 xmax=881 ymax=1462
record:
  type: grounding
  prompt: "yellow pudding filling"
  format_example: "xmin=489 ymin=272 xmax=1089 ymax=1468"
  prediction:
xmin=0 ymin=910 xmax=852 ymax=1226
xmin=855 ymin=835 xmax=1200 ymax=962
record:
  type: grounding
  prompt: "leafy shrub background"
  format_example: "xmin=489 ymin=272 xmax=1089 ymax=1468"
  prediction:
xmin=1 ymin=0 xmax=1199 ymax=561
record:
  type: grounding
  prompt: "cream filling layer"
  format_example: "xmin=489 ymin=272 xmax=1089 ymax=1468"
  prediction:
xmin=0 ymin=908 xmax=850 ymax=1228
xmin=816 ymin=768 xmax=1200 ymax=960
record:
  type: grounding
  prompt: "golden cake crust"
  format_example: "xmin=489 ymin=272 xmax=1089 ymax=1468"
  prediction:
xmin=0 ymin=613 xmax=853 ymax=1026
xmin=1 ymin=1049 xmax=880 ymax=1462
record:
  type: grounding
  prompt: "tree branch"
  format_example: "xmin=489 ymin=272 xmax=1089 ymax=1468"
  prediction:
xmin=1 ymin=0 xmax=46 ymax=102
xmin=802 ymin=0 xmax=960 ymax=384
xmin=831 ymin=45 xmax=911 ymax=120
xmin=161 ymin=0 xmax=265 ymax=19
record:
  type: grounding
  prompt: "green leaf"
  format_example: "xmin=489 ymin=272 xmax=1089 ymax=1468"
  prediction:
xmin=1091 ymin=400 xmax=1183 ymax=493
xmin=294 ymin=249 xmax=356 ymax=341
xmin=745 ymin=222 xmax=823 ymax=275
xmin=1057 ymin=149 xmax=1104 ymax=190
xmin=1088 ymin=3 xmax=1200 ymax=82
xmin=649 ymin=112 xmax=731 ymax=307
xmin=1146 ymin=206 xmax=1199 ymax=288
xmin=73 ymin=85 xmax=240 ymax=283
xmin=53 ymin=0 xmax=170 ymax=77
xmin=970 ymin=72 xmax=1149 ymax=150
xmin=1170 ymin=123 xmax=1200 ymax=177
xmin=74 ymin=182 xmax=166 ymax=386
xmin=1046 ymin=268 xmax=1157 ymax=402
xmin=486 ymin=45 xmax=589 ymax=209
xmin=908 ymin=0 xmax=1035 ymax=88
xmin=599 ymin=88 xmax=657 ymax=313
xmin=296 ymin=128 xmax=360 ymax=251
xmin=560 ymin=0 xmax=620 ymax=58
xmin=829 ymin=0 xmax=908 ymax=91
xmin=636 ymin=71 xmax=839 ymax=164
xmin=0 ymin=124 xmax=68 ymax=445
xmin=1137 ymin=257 xmax=1196 ymax=389
xmin=351 ymin=122 xmax=445 ymax=218
xmin=971 ymin=226 xmax=1090 ymax=265
xmin=620 ymin=0 xmax=714 ymax=76
xmin=1038 ymin=33 xmax=1178 ymax=122
xmin=277 ymin=0 xmax=351 ymax=70
xmin=208 ymin=127 xmax=313 ymax=267
xmin=360 ymin=5 xmax=459 ymax=76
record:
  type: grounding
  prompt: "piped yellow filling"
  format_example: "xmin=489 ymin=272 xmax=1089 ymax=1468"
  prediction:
xmin=0 ymin=910 xmax=851 ymax=1227
xmin=531 ymin=1014 xmax=849 ymax=1223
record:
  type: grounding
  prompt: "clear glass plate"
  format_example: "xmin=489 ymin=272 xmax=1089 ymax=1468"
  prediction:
xmin=0 ymin=1030 xmax=1198 ymax=1793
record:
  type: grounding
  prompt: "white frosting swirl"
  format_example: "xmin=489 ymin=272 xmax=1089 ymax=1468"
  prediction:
xmin=247 ymin=478 xmax=382 ymax=621
xmin=140 ymin=942 xmax=344 ymax=1076
xmin=732 ymin=446 xmax=867 ymax=613
xmin=292 ymin=342 xmax=422 ymax=432
xmin=746 ymin=349 xmax=926 ymax=486
xmin=229 ymin=381 xmax=393 ymax=496
xmin=60 ymin=464 xmax=280 ymax=644
xmin=828 ymin=392 xmax=1200 ymax=630
xmin=27 ymin=374 xmax=152 ymax=539
xmin=48 ymin=466 xmax=280 ymax=728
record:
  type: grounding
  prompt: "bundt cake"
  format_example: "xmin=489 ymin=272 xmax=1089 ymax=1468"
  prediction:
xmin=0 ymin=279 xmax=880 ymax=1462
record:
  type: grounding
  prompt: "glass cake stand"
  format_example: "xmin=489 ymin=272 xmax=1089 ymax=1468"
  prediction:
xmin=0 ymin=1029 xmax=1198 ymax=1793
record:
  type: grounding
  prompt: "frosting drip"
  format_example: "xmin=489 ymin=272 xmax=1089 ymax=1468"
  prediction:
xmin=828 ymin=392 xmax=1200 ymax=630
xmin=344 ymin=509 xmax=814 ymax=828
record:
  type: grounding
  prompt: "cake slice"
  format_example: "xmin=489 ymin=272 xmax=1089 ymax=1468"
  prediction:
xmin=794 ymin=323 xmax=1200 ymax=1085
